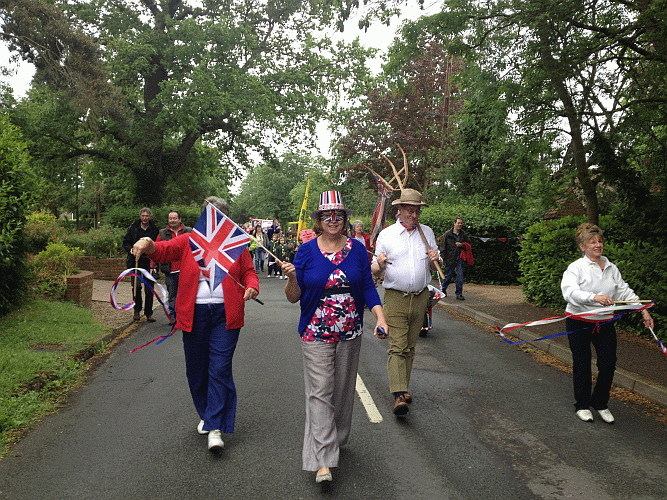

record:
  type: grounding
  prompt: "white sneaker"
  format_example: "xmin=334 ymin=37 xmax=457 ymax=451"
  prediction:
xmin=197 ymin=420 xmax=208 ymax=435
xmin=207 ymin=429 xmax=224 ymax=451
xmin=596 ymin=408 xmax=615 ymax=424
xmin=575 ymin=409 xmax=594 ymax=422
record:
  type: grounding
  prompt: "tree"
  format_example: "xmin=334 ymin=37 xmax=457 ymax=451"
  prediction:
xmin=337 ymin=39 xmax=463 ymax=195
xmin=429 ymin=0 xmax=667 ymax=225
xmin=3 ymin=0 xmax=376 ymax=206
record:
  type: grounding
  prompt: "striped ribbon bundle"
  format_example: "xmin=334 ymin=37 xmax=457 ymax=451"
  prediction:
xmin=110 ymin=267 xmax=175 ymax=352
xmin=495 ymin=302 xmax=665 ymax=358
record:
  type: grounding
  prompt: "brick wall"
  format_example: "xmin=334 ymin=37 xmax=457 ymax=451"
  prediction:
xmin=65 ymin=271 xmax=94 ymax=308
xmin=78 ymin=257 xmax=127 ymax=281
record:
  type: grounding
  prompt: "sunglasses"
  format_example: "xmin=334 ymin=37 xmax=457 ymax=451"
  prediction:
xmin=320 ymin=210 xmax=345 ymax=222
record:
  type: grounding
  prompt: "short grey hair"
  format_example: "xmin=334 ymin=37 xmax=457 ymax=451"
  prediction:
xmin=201 ymin=196 xmax=230 ymax=216
xmin=140 ymin=207 xmax=152 ymax=216
xmin=353 ymin=220 xmax=363 ymax=228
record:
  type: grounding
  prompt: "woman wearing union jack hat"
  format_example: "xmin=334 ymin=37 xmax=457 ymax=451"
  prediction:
xmin=281 ymin=190 xmax=389 ymax=484
xmin=131 ymin=196 xmax=259 ymax=453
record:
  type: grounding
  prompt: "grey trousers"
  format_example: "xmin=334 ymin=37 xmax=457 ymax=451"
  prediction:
xmin=301 ymin=336 xmax=361 ymax=472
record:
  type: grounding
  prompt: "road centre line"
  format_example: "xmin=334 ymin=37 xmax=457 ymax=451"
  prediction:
xmin=355 ymin=374 xmax=383 ymax=423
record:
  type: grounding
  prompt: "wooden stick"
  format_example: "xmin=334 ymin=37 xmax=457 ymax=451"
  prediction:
xmin=613 ymin=300 xmax=653 ymax=304
xmin=133 ymin=255 xmax=138 ymax=297
xmin=415 ymin=224 xmax=445 ymax=280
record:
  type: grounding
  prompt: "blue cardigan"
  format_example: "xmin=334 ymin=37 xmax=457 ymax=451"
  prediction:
xmin=293 ymin=237 xmax=382 ymax=336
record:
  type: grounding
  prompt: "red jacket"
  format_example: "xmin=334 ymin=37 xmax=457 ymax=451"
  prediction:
xmin=150 ymin=234 xmax=259 ymax=332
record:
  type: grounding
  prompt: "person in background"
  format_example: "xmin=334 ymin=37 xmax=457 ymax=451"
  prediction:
xmin=156 ymin=210 xmax=192 ymax=324
xmin=439 ymin=217 xmax=471 ymax=300
xmin=274 ymin=236 xmax=287 ymax=279
xmin=130 ymin=196 xmax=259 ymax=451
xmin=351 ymin=220 xmax=372 ymax=262
xmin=122 ymin=207 xmax=160 ymax=322
xmin=372 ymin=189 xmax=441 ymax=416
xmin=267 ymin=233 xmax=279 ymax=278
xmin=281 ymin=190 xmax=388 ymax=484
xmin=561 ymin=223 xmax=653 ymax=424
xmin=252 ymin=224 xmax=268 ymax=273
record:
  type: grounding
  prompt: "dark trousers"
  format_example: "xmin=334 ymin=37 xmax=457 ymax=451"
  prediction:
xmin=442 ymin=258 xmax=465 ymax=297
xmin=566 ymin=317 xmax=617 ymax=411
xmin=165 ymin=272 xmax=180 ymax=319
xmin=183 ymin=303 xmax=240 ymax=433
xmin=131 ymin=271 xmax=154 ymax=317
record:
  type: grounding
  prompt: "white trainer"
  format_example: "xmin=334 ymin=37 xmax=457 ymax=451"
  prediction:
xmin=197 ymin=420 xmax=209 ymax=435
xmin=596 ymin=408 xmax=615 ymax=424
xmin=575 ymin=409 xmax=594 ymax=422
xmin=208 ymin=429 xmax=224 ymax=451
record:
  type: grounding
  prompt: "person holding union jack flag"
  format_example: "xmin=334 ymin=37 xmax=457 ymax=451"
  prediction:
xmin=131 ymin=196 xmax=259 ymax=452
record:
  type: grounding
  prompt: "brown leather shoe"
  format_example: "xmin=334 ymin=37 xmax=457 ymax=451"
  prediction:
xmin=393 ymin=395 xmax=409 ymax=415
xmin=146 ymin=315 xmax=156 ymax=323
xmin=133 ymin=311 xmax=140 ymax=321
xmin=404 ymin=392 xmax=413 ymax=404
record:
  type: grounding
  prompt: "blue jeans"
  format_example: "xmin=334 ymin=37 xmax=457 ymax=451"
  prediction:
xmin=164 ymin=272 xmax=179 ymax=319
xmin=442 ymin=258 xmax=465 ymax=297
xmin=182 ymin=303 xmax=240 ymax=433
xmin=253 ymin=248 xmax=266 ymax=272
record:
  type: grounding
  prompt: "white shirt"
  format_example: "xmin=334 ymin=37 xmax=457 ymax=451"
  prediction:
xmin=374 ymin=221 xmax=439 ymax=293
xmin=561 ymin=255 xmax=639 ymax=317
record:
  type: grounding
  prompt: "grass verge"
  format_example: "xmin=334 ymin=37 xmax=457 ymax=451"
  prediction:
xmin=0 ymin=299 xmax=113 ymax=457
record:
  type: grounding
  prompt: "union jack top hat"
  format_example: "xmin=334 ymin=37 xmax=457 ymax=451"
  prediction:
xmin=310 ymin=190 xmax=353 ymax=220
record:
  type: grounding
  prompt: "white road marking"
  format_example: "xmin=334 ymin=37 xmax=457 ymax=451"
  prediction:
xmin=355 ymin=373 xmax=383 ymax=423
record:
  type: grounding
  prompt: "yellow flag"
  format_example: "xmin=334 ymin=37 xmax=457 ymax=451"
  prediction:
xmin=297 ymin=177 xmax=310 ymax=240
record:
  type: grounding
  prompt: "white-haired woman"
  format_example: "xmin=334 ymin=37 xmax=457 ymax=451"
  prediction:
xmin=561 ymin=223 xmax=653 ymax=424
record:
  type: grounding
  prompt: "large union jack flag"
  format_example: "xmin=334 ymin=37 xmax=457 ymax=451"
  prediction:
xmin=190 ymin=204 xmax=252 ymax=291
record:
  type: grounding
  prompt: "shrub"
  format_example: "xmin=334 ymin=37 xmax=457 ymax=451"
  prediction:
xmin=61 ymin=225 xmax=125 ymax=258
xmin=24 ymin=212 xmax=66 ymax=254
xmin=104 ymin=205 xmax=202 ymax=230
xmin=420 ymin=202 xmax=540 ymax=284
xmin=0 ymin=114 xmax=35 ymax=315
xmin=519 ymin=216 xmax=665 ymax=340
xmin=28 ymin=242 xmax=84 ymax=300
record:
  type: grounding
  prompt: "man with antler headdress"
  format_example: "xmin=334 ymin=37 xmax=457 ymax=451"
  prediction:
xmin=371 ymin=188 xmax=442 ymax=416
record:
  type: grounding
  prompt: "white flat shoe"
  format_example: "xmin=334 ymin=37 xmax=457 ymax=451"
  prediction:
xmin=575 ymin=409 xmax=594 ymax=422
xmin=596 ymin=408 xmax=615 ymax=424
xmin=207 ymin=430 xmax=224 ymax=451
xmin=197 ymin=420 xmax=209 ymax=435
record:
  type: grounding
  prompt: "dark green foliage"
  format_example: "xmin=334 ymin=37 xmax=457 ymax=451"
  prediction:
xmin=519 ymin=216 xmax=665 ymax=340
xmin=60 ymin=226 xmax=125 ymax=258
xmin=23 ymin=212 xmax=66 ymax=253
xmin=0 ymin=115 xmax=34 ymax=315
xmin=28 ymin=242 xmax=83 ymax=300
xmin=420 ymin=201 xmax=540 ymax=284
xmin=103 ymin=205 xmax=202 ymax=231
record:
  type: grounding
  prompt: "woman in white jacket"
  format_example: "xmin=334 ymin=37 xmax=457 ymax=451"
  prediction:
xmin=561 ymin=223 xmax=653 ymax=424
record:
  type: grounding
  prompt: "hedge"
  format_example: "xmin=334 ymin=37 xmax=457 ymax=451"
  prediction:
xmin=420 ymin=202 xmax=540 ymax=284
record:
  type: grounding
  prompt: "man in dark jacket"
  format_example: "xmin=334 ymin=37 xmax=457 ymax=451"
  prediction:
xmin=438 ymin=217 xmax=471 ymax=300
xmin=156 ymin=210 xmax=192 ymax=323
xmin=122 ymin=208 xmax=160 ymax=321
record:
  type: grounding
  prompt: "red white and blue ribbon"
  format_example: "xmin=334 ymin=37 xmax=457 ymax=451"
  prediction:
xmin=495 ymin=302 xmax=656 ymax=347
xmin=648 ymin=327 xmax=667 ymax=359
xmin=110 ymin=267 xmax=175 ymax=352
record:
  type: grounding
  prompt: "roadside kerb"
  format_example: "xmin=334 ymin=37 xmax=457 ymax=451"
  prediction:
xmin=440 ymin=302 xmax=667 ymax=408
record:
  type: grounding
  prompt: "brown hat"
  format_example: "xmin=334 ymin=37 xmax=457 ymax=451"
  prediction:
xmin=391 ymin=188 xmax=429 ymax=207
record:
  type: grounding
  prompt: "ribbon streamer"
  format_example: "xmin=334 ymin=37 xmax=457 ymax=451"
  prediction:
xmin=495 ymin=302 xmax=655 ymax=346
xmin=648 ymin=327 xmax=667 ymax=359
xmin=110 ymin=268 xmax=175 ymax=352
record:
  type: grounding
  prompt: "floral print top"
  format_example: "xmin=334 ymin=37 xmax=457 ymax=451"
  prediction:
xmin=303 ymin=239 xmax=362 ymax=342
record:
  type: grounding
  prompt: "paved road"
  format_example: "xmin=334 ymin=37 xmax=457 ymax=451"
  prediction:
xmin=1 ymin=277 xmax=666 ymax=499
